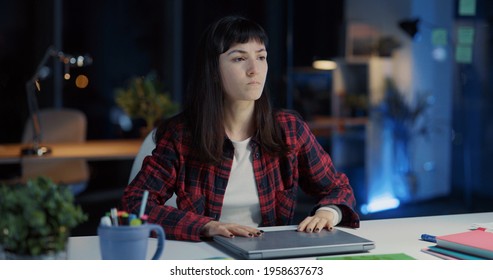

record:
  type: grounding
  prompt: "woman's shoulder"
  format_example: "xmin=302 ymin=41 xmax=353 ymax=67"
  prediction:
xmin=165 ymin=112 xmax=186 ymax=126
xmin=272 ymin=109 xmax=312 ymax=147
xmin=273 ymin=109 xmax=307 ymax=127
xmin=155 ymin=112 xmax=189 ymax=139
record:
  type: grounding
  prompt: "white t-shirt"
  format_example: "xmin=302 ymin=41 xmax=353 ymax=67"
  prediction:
xmin=219 ymin=138 xmax=342 ymax=227
xmin=220 ymin=138 xmax=262 ymax=226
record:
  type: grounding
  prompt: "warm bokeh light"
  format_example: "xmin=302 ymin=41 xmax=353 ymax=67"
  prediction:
xmin=64 ymin=73 xmax=71 ymax=80
xmin=75 ymin=74 xmax=89 ymax=89
xmin=312 ymin=60 xmax=337 ymax=70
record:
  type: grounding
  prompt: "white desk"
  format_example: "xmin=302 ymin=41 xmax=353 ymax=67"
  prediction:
xmin=68 ymin=212 xmax=493 ymax=260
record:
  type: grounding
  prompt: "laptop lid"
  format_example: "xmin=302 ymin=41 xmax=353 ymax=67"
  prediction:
xmin=213 ymin=226 xmax=375 ymax=260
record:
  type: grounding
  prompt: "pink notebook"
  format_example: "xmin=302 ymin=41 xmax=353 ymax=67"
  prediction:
xmin=436 ymin=230 xmax=493 ymax=259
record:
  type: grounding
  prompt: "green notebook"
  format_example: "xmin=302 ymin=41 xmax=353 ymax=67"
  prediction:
xmin=317 ymin=253 xmax=415 ymax=260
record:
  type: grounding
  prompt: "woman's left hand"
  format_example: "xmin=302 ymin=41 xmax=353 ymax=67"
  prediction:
xmin=297 ymin=210 xmax=334 ymax=233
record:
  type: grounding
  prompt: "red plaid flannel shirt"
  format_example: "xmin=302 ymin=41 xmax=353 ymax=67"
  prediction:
xmin=122 ymin=110 xmax=360 ymax=241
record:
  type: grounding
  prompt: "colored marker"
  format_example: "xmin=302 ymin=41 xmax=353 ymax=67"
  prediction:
xmin=140 ymin=214 xmax=148 ymax=224
xmin=139 ymin=190 xmax=149 ymax=218
xmin=130 ymin=218 xmax=142 ymax=226
xmin=110 ymin=207 xmax=119 ymax=226
xmin=420 ymin=234 xmax=436 ymax=243
xmin=120 ymin=211 xmax=129 ymax=225
xmin=100 ymin=216 xmax=112 ymax=227
xmin=128 ymin=213 xmax=137 ymax=224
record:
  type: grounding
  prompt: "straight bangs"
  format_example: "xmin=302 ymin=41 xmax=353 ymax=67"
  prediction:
xmin=216 ymin=18 xmax=269 ymax=54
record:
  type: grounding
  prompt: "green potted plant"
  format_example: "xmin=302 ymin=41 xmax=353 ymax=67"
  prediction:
xmin=0 ymin=176 xmax=87 ymax=259
xmin=114 ymin=71 xmax=179 ymax=137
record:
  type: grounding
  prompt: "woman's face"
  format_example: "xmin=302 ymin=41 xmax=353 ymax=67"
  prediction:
xmin=219 ymin=40 xmax=268 ymax=103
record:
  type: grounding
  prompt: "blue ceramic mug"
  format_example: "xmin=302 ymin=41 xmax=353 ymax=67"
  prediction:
xmin=98 ymin=224 xmax=165 ymax=260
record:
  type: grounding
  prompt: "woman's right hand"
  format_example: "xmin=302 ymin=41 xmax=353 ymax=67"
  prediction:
xmin=201 ymin=220 xmax=263 ymax=238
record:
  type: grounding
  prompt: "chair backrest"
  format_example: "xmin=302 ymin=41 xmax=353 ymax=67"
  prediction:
xmin=22 ymin=108 xmax=87 ymax=144
xmin=128 ymin=130 xmax=155 ymax=184
xmin=21 ymin=108 xmax=90 ymax=189
xmin=129 ymin=129 xmax=177 ymax=207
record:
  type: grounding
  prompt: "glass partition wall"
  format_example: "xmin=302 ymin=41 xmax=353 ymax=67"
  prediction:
xmin=1 ymin=0 xmax=492 ymax=219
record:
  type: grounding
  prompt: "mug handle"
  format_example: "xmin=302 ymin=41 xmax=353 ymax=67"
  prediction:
xmin=147 ymin=224 xmax=166 ymax=260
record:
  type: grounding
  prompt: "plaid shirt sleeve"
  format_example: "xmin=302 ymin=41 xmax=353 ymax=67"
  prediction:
xmin=276 ymin=111 xmax=360 ymax=228
xmin=121 ymin=116 xmax=215 ymax=241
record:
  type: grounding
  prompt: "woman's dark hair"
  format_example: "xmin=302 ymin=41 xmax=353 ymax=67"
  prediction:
xmin=158 ymin=15 xmax=288 ymax=163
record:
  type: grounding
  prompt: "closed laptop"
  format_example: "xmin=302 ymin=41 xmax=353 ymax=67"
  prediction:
xmin=213 ymin=226 xmax=375 ymax=260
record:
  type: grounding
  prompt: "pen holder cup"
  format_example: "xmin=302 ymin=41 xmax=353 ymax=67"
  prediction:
xmin=98 ymin=223 xmax=165 ymax=260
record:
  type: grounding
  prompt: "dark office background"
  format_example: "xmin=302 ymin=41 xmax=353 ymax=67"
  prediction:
xmin=0 ymin=0 xmax=346 ymax=142
xmin=1 ymin=0 xmax=493 ymax=235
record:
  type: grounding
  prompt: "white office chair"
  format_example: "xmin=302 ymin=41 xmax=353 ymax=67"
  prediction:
xmin=22 ymin=108 xmax=90 ymax=195
xmin=128 ymin=129 xmax=177 ymax=207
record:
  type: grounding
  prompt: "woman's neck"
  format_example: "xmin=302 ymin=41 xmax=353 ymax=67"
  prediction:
xmin=223 ymin=101 xmax=255 ymax=141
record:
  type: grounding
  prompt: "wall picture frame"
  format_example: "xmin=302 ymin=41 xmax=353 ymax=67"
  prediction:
xmin=345 ymin=22 xmax=380 ymax=63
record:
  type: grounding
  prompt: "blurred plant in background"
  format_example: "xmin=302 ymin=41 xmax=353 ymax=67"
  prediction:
xmin=373 ymin=78 xmax=434 ymax=199
xmin=115 ymin=71 xmax=179 ymax=136
xmin=376 ymin=78 xmax=432 ymax=143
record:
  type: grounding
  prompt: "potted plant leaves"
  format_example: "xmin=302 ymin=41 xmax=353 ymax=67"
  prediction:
xmin=114 ymin=71 xmax=179 ymax=137
xmin=0 ymin=176 xmax=87 ymax=259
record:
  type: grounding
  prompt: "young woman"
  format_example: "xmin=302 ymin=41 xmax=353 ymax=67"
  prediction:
xmin=122 ymin=15 xmax=360 ymax=241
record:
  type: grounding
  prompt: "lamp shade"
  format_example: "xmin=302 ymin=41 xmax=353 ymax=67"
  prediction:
xmin=399 ymin=18 xmax=420 ymax=38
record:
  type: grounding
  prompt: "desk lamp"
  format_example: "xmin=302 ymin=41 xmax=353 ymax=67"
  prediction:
xmin=21 ymin=46 xmax=92 ymax=156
